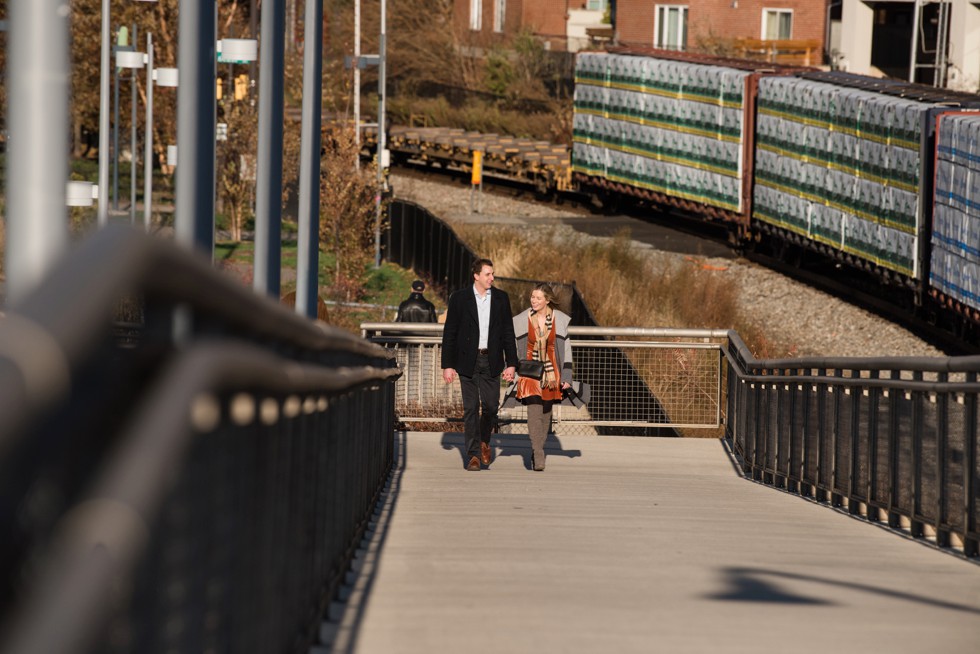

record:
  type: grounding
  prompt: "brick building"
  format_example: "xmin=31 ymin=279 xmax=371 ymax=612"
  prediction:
xmin=453 ymin=0 xmax=611 ymax=52
xmin=615 ymin=0 xmax=827 ymax=54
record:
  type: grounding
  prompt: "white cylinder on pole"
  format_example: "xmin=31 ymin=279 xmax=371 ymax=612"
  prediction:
xmin=66 ymin=181 xmax=96 ymax=207
xmin=167 ymin=144 xmax=178 ymax=167
xmin=218 ymin=38 xmax=257 ymax=63
xmin=154 ymin=66 xmax=178 ymax=87
xmin=116 ymin=49 xmax=145 ymax=69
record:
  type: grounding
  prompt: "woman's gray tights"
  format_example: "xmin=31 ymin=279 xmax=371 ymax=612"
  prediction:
xmin=526 ymin=400 xmax=552 ymax=471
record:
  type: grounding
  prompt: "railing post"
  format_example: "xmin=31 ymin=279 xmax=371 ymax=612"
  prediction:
xmin=867 ymin=370 xmax=881 ymax=521
xmin=911 ymin=370 xmax=925 ymax=538
xmin=800 ymin=371 xmax=813 ymax=497
xmin=887 ymin=369 xmax=903 ymax=529
xmin=935 ymin=372 xmax=950 ymax=547
xmin=848 ymin=370 xmax=862 ymax=516
xmin=815 ymin=373 xmax=829 ymax=504
xmin=965 ymin=372 xmax=979 ymax=557
xmin=830 ymin=368 xmax=843 ymax=508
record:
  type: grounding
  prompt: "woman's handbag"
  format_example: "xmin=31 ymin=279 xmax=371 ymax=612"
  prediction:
xmin=517 ymin=358 xmax=544 ymax=380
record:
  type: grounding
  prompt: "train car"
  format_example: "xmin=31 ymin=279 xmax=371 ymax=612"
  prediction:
xmin=932 ymin=111 xmax=980 ymax=322
xmin=752 ymin=71 xmax=980 ymax=292
xmin=571 ymin=47 xmax=811 ymax=237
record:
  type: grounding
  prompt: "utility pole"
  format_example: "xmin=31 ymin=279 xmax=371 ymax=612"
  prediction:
xmin=296 ymin=0 xmax=324 ymax=318
xmin=253 ymin=0 xmax=286 ymax=297
xmin=374 ymin=0 xmax=387 ymax=269
xmin=98 ymin=0 xmax=110 ymax=225
xmin=354 ymin=0 xmax=361 ymax=169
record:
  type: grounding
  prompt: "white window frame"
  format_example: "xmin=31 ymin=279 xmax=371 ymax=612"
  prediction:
xmin=587 ymin=0 xmax=609 ymax=10
xmin=761 ymin=8 xmax=793 ymax=40
xmin=654 ymin=5 xmax=688 ymax=51
xmin=470 ymin=0 xmax=483 ymax=31
xmin=493 ymin=0 xmax=506 ymax=33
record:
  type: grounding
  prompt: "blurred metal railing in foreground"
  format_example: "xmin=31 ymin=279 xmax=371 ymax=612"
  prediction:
xmin=0 ymin=227 xmax=401 ymax=654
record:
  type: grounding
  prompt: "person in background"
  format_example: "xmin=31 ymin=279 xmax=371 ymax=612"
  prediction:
xmin=396 ymin=280 xmax=437 ymax=323
xmin=441 ymin=259 xmax=518 ymax=471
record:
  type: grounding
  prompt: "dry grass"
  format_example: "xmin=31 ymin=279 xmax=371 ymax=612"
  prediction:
xmin=457 ymin=223 xmax=784 ymax=357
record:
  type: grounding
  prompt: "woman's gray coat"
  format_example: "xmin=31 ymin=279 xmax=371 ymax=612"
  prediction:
xmin=503 ymin=308 xmax=589 ymax=408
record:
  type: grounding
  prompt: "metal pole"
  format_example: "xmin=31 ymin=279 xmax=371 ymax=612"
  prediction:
xmin=297 ymin=0 xmax=324 ymax=319
xmin=5 ymin=0 xmax=70 ymax=304
xmin=175 ymin=0 xmax=217 ymax=257
xmin=254 ymin=0 xmax=286 ymax=297
xmin=98 ymin=0 xmax=110 ymax=225
xmin=354 ymin=0 xmax=361 ymax=169
xmin=374 ymin=0 xmax=386 ymax=268
xmin=113 ymin=42 xmax=120 ymax=212
xmin=908 ymin=0 xmax=921 ymax=83
xmin=144 ymin=33 xmax=154 ymax=230
xmin=131 ymin=23 xmax=138 ymax=224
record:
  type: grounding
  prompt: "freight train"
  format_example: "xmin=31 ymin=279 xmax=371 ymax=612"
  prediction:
xmin=370 ymin=47 xmax=980 ymax=350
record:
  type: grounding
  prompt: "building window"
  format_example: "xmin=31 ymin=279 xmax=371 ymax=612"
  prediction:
xmin=763 ymin=9 xmax=793 ymax=39
xmin=493 ymin=0 xmax=505 ymax=33
xmin=470 ymin=0 xmax=482 ymax=31
xmin=587 ymin=0 xmax=609 ymax=10
xmin=655 ymin=5 xmax=688 ymax=51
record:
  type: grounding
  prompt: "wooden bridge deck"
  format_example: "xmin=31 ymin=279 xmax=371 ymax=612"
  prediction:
xmin=319 ymin=433 xmax=980 ymax=653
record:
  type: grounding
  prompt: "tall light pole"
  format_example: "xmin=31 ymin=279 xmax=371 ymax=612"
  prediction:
xmin=145 ymin=34 xmax=155 ymax=230
xmin=296 ymin=0 xmax=324 ymax=319
xmin=354 ymin=0 xmax=361 ymax=169
xmin=254 ymin=0 xmax=286 ymax=298
xmin=374 ymin=0 xmax=387 ymax=269
xmin=175 ymin=0 xmax=217 ymax=257
xmin=98 ymin=0 xmax=110 ymax=225
xmin=5 ymin=0 xmax=70 ymax=303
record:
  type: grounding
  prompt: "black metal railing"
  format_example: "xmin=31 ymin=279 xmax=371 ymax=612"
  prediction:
xmin=0 ymin=227 xmax=400 ymax=654
xmin=725 ymin=331 xmax=980 ymax=557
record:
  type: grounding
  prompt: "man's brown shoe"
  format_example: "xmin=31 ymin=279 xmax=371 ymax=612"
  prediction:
xmin=466 ymin=456 xmax=481 ymax=471
xmin=481 ymin=442 xmax=493 ymax=466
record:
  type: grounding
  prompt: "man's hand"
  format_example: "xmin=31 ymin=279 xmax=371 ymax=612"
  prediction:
xmin=443 ymin=368 xmax=456 ymax=384
xmin=562 ymin=382 xmax=571 ymax=390
xmin=502 ymin=366 xmax=516 ymax=382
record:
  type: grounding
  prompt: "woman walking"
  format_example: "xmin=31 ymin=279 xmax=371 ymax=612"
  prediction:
xmin=511 ymin=284 xmax=573 ymax=471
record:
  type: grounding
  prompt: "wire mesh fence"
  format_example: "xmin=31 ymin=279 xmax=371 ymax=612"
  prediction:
xmin=362 ymin=324 xmax=729 ymax=436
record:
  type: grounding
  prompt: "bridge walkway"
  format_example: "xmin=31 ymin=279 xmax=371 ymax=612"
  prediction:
xmin=322 ymin=432 xmax=980 ymax=654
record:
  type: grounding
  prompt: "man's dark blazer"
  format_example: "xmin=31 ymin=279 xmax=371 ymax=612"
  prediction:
xmin=441 ymin=285 xmax=519 ymax=377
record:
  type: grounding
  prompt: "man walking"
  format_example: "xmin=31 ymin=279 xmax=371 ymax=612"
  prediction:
xmin=442 ymin=259 xmax=518 ymax=471
xmin=395 ymin=280 xmax=437 ymax=323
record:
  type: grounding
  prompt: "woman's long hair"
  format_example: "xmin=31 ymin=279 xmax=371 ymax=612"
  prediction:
xmin=531 ymin=283 xmax=557 ymax=311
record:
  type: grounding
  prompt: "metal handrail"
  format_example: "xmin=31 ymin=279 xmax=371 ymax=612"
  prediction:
xmin=1 ymin=342 xmax=400 ymax=654
xmin=1 ymin=226 xmax=392 ymax=456
xmin=0 ymin=228 xmax=403 ymax=653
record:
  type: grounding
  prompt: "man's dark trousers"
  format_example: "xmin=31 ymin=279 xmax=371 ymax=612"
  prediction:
xmin=459 ymin=351 xmax=498 ymax=458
